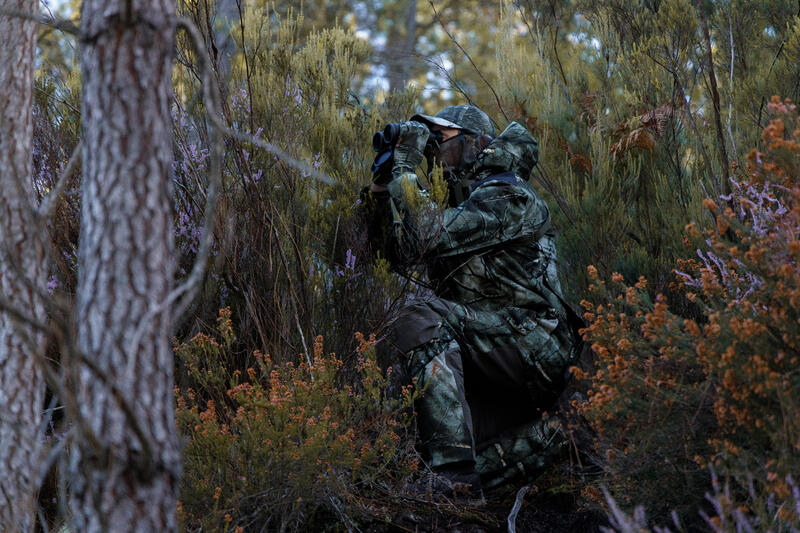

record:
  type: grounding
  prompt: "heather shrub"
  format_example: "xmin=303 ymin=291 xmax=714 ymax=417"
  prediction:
xmin=574 ymin=101 xmax=800 ymax=526
xmin=175 ymin=308 xmax=419 ymax=532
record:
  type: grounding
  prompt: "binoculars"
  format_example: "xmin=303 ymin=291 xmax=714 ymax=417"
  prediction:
xmin=372 ymin=122 xmax=402 ymax=153
xmin=371 ymin=122 xmax=442 ymax=185
xmin=370 ymin=123 xmax=403 ymax=185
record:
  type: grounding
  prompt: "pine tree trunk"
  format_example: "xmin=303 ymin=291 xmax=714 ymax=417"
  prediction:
xmin=0 ymin=1 xmax=46 ymax=531
xmin=69 ymin=1 xmax=180 ymax=531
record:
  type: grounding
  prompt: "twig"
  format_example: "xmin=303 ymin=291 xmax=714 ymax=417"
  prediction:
xmin=36 ymin=508 xmax=50 ymax=533
xmin=34 ymin=86 xmax=80 ymax=117
xmin=38 ymin=140 xmax=82 ymax=218
xmin=37 ymin=395 xmax=60 ymax=444
xmin=235 ymin=0 xmax=255 ymax=134
xmin=423 ymin=55 xmax=478 ymax=110
xmin=507 ymin=485 xmax=530 ymax=533
xmin=428 ymin=0 xmax=510 ymax=123
xmin=547 ymin=0 xmax=571 ymax=107
xmin=272 ymin=225 xmax=313 ymax=372
xmin=696 ymin=0 xmax=730 ymax=195
xmin=226 ymin=127 xmax=336 ymax=185
xmin=0 ymin=284 xmax=103 ymax=465
xmin=39 ymin=0 xmax=75 ymax=53
xmin=755 ymin=40 xmax=788 ymax=137
xmin=669 ymin=61 xmax=718 ymax=195
xmin=531 ymin=163 xmax=576 ymax=226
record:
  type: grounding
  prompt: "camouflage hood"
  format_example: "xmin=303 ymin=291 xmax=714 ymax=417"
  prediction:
xmin=472 ymin=122 xmax=538 ymax=182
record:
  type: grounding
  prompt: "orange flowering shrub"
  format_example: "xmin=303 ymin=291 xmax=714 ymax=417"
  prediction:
xmin=574 ymin=100 xmax=800 ymax=527
xmin=574 ymin=270 xmax=714 ymax=519
xmin=175 ymin=309 xmax=418 ymax=532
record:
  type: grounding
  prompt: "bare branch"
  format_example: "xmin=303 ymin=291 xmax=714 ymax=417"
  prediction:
xmin=127 ymin=16 xmax=338 ymax=357
xmin=127 ymin=17 xmax=226 ymax=359
xmin=0 ymin=8 xmax=78 ymax=35
xmin=423 ymin=55 xmax=477 ymax=107
xmin=38 ymin=140 xmax=82 ymax=218
xmin=0 ymin=245 xmax=160 ymax=482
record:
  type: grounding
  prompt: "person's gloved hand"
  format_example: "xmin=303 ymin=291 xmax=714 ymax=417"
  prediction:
xmin=391 ymin=121 xmax=430 ymax=176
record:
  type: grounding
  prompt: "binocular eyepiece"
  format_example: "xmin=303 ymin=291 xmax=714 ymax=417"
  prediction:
xmin=372 ymin=122 xmax=402 ymax=153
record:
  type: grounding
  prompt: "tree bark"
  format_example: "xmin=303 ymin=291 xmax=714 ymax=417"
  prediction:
xmin=0 ymin=1 xmax=46 ymax=531
xmin=70 ymin=1 xmax=180 ymax=531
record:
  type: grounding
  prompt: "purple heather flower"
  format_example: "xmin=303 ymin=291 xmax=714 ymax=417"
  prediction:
xmin=46 ymin=275 xmax=58 ymax=295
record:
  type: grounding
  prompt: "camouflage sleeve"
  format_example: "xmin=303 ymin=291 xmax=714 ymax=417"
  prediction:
xmin=386 ymin=172 xmax=550 ymax=262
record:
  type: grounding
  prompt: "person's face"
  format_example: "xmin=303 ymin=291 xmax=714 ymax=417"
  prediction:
xmin=430 ymin=125 xmax=463 ymax=170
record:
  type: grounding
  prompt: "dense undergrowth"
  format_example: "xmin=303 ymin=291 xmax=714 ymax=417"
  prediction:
xmin=32 ymin=0 xmax=800 ymax=530
xmin=575 ymin=101 xmax=800 ymax=530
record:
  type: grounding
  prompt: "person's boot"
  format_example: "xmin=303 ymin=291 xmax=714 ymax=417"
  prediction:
xmin=407 ymin=462 xmax=486 ymax=506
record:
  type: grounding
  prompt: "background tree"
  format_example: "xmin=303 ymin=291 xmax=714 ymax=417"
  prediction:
xmin=0 ymin=1 xmax=47 ymax=530
xmin=68 ymin=0 xmax=181 ymax=530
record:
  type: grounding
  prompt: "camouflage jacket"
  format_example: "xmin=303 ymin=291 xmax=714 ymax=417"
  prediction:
xmin=368 ymin=122 xmax=570 ymax=319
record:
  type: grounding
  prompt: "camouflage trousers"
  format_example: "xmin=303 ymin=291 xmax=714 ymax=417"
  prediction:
xmin=392 ymin=296 xmax=578 ymax=488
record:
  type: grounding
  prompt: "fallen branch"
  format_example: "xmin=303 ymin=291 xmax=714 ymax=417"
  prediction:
xmin=507 ymin=484 xmax=530 ymax=533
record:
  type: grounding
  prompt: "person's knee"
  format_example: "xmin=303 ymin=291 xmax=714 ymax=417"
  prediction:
xmin=392 ymin=300 xmax=448 ymax=354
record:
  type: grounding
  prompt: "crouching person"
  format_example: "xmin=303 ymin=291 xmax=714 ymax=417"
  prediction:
xmin=362 ymin=105 xmax=583 ymax=502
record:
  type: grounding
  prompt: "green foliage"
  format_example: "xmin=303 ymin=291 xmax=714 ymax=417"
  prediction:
xmin=493 ymin=0 xmax=800 ymax=305
xmin=176 ymin=309 xmax=419 ymax=532
xmin=172 ymin=5 xmax=419 ymax=365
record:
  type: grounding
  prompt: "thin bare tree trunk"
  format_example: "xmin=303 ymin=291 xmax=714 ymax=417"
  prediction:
xmin=69 ymin=1 xmax=180 ymax=531
xmin=0 ymin=1 xmax=46 ymax=531
xmin=697 ymin=2 xmax=731 ymax=196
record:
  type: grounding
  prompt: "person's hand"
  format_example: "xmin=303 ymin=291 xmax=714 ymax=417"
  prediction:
xmin=392 ymin=121 xmax=430 ymax=174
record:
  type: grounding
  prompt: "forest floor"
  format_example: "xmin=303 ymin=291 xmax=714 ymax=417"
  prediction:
xmin=349 ymin=463 xmax=608 ymax=532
